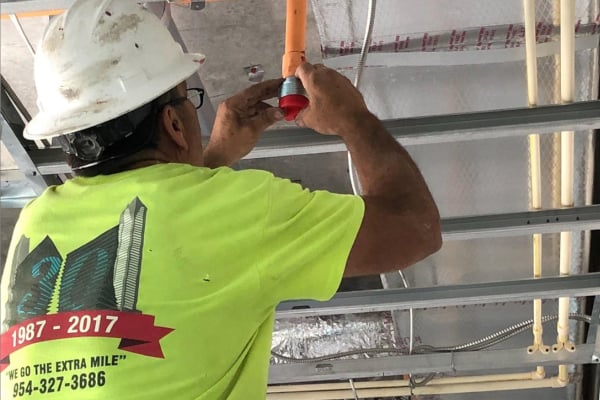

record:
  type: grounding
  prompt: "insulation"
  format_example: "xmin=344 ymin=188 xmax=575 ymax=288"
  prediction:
xmin=271 ymin=312 xmax=396 ymax=364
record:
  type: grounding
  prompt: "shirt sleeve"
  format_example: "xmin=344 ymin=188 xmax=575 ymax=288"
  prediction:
xmin=254 ymin=176 xmax=365 ymax=305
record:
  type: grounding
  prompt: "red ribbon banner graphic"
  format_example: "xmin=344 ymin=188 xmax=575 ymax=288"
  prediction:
xmin=0 ymin=311 xmax=173 ymax=372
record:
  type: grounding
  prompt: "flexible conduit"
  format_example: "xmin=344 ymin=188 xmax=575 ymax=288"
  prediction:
xmin=346 ymin=4 xmax=420 ymax=369
xmin=347 ymin=0 xmax=376 ymax=195
xmin=353 ymin=0 xmax=376 ymax=88
xmin=344 ymin=1 xmax=422 ymax=389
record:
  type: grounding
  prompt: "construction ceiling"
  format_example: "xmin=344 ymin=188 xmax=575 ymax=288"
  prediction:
xmin=1 ymin=1 xmax=600 ymax=399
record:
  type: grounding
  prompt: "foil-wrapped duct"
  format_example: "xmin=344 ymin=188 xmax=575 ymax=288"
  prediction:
xmin=271 ymin=312 xmax=396 ymax=364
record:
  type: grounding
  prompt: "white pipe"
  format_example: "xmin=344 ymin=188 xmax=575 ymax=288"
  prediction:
xmin=531 ymin=234 xmax=548 ymax=350
xmin=560 ymin=133 xmax=575 ymax=206
xmin=556 ymin=0 xmax=576 ymax=384
xmin=524 ymin=0 xmax=539 ymax=109
xmin=560 ymin=0 xmax=576 ymax=106
xmin=523 ymin=0 xmax=549 ymax=365
xmin=266 ymin=377 xmax=566 ymax=399
xmin=529 ymin=139 xmax=542 ymax=209
xmin=558 ymin=0 xmax=575 ymax=343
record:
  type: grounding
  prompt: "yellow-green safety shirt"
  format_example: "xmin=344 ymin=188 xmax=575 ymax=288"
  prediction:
xmin=1 ymin=163 xmax=364 ymax=399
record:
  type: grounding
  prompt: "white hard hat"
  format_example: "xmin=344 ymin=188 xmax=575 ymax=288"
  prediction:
xmin=24 ymin=0 xmax=206 ymax=140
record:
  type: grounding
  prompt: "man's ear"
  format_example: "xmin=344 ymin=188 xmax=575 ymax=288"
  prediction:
xmin=160 ymin=105 xmax=189 ymax=151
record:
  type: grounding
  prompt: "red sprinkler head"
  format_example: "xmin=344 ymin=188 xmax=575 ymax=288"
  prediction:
xmin=279 ymin=94 xmax=309 ymax=121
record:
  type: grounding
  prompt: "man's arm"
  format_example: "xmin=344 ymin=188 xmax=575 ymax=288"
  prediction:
xmin=295 ymin=63 xmax=442 ymax=277
xmin=203 ymin=79 xmax=284 ymax=168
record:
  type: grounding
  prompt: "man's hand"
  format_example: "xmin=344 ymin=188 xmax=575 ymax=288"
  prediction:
xmin=295 ymin=63 xmax=370 ymax=136
xmin=204 ymin=78 xmax=285 ymax=167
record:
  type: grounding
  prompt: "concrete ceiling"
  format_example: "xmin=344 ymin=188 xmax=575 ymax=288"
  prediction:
xmin=171 ymin=0 xmax=323 ymax=105
xmin=0 ymin=1 xmax=353 ymax=193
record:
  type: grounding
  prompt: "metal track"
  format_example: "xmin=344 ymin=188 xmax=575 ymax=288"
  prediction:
xmin=27 ymin=100 xmax=600 ymax=174
xmin=276 ymin=273 xmax=600 ymax=318
xmin=442 ymin=205 xmax=600 ymax=240
xmin=269 ymin=343 xmax=600 ymax=384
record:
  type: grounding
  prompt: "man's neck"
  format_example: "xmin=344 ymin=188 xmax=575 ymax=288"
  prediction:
xmin=119 ymin=149 xmax=174 ymax=172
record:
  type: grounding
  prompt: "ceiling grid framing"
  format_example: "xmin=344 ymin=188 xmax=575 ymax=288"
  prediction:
xmin=271 ymin=1 xmax=599 ymax=399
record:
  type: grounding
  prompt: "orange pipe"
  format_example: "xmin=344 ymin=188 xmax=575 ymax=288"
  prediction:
xmin=282 ymin=0 xmax=307 ymax=78
xmin=1 ymin=10 xmax=63 ymax=19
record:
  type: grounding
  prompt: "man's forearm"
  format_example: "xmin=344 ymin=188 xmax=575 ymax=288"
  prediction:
xmin=340 ymin=112 xmax=441 ymax=276
xmin=340 ymin=112 xmax=435 ymax=207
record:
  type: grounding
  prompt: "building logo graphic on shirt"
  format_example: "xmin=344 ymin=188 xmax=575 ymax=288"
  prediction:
xmin=0 ymin=198 xmax=173 ymax=372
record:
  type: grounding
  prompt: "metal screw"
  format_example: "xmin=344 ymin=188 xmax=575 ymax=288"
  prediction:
xmin=245 ymin=64 xmax=265 ymax=82
xmin=190 ymin=1 xmax=206 ymax=10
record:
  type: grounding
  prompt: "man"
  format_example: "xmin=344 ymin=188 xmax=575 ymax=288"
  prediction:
xmin=1 ymin=1 xmax=441 ymax=399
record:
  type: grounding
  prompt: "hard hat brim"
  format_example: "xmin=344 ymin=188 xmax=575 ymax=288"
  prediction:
xmin=24 ymin=53 xmax=206 ymax=140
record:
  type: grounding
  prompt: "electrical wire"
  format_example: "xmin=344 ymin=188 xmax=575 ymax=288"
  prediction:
xmin=348 ymin=0 xmax=377 ymax=196
xmin=410 ymin=314 xmax=591 ymax=387
xmin=398 ymin=270 xmax=417 ymax=396
xmin=398 ymin=271 xmax=414 ymax=355
xmin=347 ymin=4 xmax=426 ymax=393
xmin=270 ymin=313 xmax=591 ymax=364
xmin=353 ymin=0 xmax=377 ymax=89
xmin=271 ymin=346 xmax=406 ymax=363
xmin=436 ymin=313 xmax=589 ymax=352
xmin=410 ymin=373 xmax=436 ymax=387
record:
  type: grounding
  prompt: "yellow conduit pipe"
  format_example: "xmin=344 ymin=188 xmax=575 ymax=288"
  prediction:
xmin=266 ymin=377 xmax=566 ymax=399
xmin=523 ymin=2 xmax=550 ymax=378
xmin=555 ymin=0 xmax=577 ymax=385
xmin=268 ymin=372 xmax=544 ymax=393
